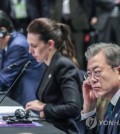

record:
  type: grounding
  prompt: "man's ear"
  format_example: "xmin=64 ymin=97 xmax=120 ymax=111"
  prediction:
xmin=117 ymin=66 xmax=120 ymax=81
xmin=0 ymin=28 xmax=8 ymax=38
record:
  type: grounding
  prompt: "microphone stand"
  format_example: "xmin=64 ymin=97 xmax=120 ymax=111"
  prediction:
xmin=0 ymin=61 xmax=31 ymax=103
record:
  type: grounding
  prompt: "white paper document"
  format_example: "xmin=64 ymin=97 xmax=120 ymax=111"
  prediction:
xmin=0 ymin=106 xmax=24 ymax=114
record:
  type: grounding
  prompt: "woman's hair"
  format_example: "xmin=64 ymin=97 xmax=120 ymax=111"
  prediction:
xmin=27 ymin=18 xmax=79 ymax=66
xmin=85 ymin=42 xmax=120 ymax=67
xmin=0 ymin=10 xmax=14 ymax=33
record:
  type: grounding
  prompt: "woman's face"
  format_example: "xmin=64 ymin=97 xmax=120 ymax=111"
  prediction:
xmin=27 ymin=33 xmax=49 ymax=62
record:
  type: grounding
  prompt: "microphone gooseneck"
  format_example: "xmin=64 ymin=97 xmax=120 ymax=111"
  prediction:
xmin=24 ymin=61 xmax=31 ymax=69
xmin=0 ymin=61 xmax=31 ymax=103
xmin=21 ymin=61 xmax=31 ymax=72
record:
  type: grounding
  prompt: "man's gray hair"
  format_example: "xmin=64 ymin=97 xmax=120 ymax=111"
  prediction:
xmin=85 ymin=42 xmax=120 ymax=67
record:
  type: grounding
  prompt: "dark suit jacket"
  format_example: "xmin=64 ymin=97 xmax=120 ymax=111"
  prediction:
xmin=0 ymin=31 xmax=46 ymax=106
xmin=37 ymin=51 xmax=83 ymax=133
xmin=73 ymin=97 xmax=120 ymax=134
xmin=51 ymin=0 xmax=89 ymax=31
xmin=26 ymin=0 xmax=50 ymax=18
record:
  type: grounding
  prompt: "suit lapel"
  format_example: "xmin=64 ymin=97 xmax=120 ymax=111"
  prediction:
xmin=107 ymin=97 xmax=120 ymax=133
xmin=38 ymin=64 xmax=53 ymax=100
xmin=38 ymin=52 xmax=60 ymax=100
xmin=0 ymin=37 xmax=12 ymax=70
xmin=112 ymin=97 xmax=120 ymax=119
xmin=99 ymin=97 xmax=120 ymax=134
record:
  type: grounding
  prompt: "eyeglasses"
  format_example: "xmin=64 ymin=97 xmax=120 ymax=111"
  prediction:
xmin=84 ymin=67 xmax=115 ymax=80
xmin=84 ymin=71 xmax=101 ymax=80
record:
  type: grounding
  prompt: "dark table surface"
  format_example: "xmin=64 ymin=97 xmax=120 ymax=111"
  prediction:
xmin=0 ymin=95 xmax=66 ymax=134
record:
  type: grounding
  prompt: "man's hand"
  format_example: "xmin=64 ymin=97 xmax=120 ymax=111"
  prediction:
xmin=82 ymin=79 xmax=97 ymax=113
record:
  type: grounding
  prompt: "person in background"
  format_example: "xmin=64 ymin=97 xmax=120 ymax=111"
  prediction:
xmin=25 ymin=18 xmax=83 ymax=134
xmin=0 ymin=0 xmax=50 ymax=35
xmin=90 ymin=0 xmax=120 ymax=45
xmin=75 ymin=42 xmax=120 ymax=134
xmin=51 ymin=0 xmax=90 ymax=70
xmin=0 ymin=10 xmax=46 ymax=107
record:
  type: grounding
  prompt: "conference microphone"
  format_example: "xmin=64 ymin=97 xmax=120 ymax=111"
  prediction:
xmin=0 ymin=63 xmax=18 ymax=71
xmin=0 ymin=60 xmax=31 ymax=103
xmin=6 ymin=63 xmax=17 ymax=70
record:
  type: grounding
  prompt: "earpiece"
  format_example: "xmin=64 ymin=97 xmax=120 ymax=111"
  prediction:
xmin=0 ymin=29 xmax=8 ymax=38
xmin=2 ymin=109 xmax=44 ymax=123
xmin=14 ymin=109 xmax=31 ymax=119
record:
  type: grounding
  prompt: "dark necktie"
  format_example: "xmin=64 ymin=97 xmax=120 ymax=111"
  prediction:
xmin=104 ymin=102 xmax=114 ymax=120
xmin=98 ymin=103 xmax=115 ymax=133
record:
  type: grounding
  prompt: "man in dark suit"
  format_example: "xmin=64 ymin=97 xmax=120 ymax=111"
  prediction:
xmin=90 ymin=0 xmax=120 ymax=45
xmin=0 ymin=10 xmax=45 ymax=107
xmin=73 ymin=42 xmax=120 ymax=134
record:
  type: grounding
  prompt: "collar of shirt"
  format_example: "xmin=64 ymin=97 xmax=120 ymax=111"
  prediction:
xmin=111 ymin=89 xmax=120 ymax=106
xmin=62 ymin=0 xmax=70 ymax=14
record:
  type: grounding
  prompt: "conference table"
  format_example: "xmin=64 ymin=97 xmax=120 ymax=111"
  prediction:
xmin=0 ymin=95 xmax=66 ymax=134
